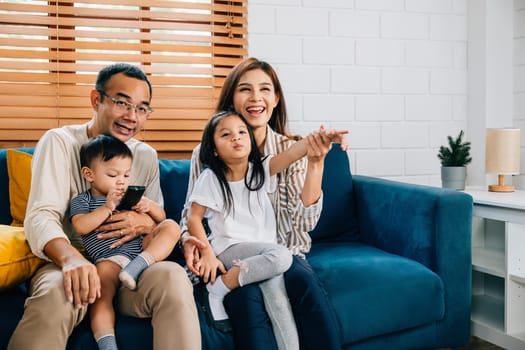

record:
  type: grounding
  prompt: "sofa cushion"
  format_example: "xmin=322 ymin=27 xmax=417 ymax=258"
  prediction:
xmin=7 ymin=150 xmax=32 ymax=226
xmin=0 ymin=225 xmax=43 ymax=290
xmin=309 ymin=144 xmax=359 ymax=242
xmin=307 ymin=242 xmax=445 ymax=345
xmin=0 ymin=148 xmax=33 ymax=225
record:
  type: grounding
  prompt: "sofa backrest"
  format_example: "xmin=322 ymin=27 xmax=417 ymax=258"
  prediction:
xmin=309 ymin=144 xmax=360 ymax=243
xmin=0 ymin=147 xmax=192 ymax=225
xmin=160 ymin=144 xmax=361 ymax=244
xmin=1 ymin=146 xmax=360 ymax=243
xmin=158 ymin=158 xmax=190 ymax=223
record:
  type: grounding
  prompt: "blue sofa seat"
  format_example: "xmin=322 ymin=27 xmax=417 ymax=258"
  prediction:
xmin=0 ymin=145 xmax=473 ymax=350
xmin=308 ymin=242 xmax=444 ymax=345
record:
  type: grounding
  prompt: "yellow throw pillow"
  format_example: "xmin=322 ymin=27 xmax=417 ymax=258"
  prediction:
xmin=0 ymin=225 xmax=43 ymax=290
xmin=7 ymin=149 xmax=32 ymax=226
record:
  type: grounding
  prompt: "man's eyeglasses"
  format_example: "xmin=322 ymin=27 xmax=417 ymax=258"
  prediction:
xmin=98 ymin=90 xmax=154 ymax=118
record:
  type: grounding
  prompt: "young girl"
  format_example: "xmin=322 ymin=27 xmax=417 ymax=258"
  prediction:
xmin=70 ymin=134 xmax=180 ymax=350
xmin=181 ymin=57 xmax=346 ymax=350
xmin=186 ymin=110 xmax=346 ymax=350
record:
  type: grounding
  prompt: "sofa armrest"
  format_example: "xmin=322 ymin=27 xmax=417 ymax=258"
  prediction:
xmin=352 ymin=175 xmax=472 ymax=342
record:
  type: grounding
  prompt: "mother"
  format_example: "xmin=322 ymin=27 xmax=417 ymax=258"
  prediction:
xmin=180 ymin=57 xmax=341 ymax=350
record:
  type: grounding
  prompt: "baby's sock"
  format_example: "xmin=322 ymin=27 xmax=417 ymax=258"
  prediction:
xmin=94 ymin=329 xmax=118 ymax=350
xmin=206 ymin=275 xmax=231 ymax=321
xmin=119 ymin=251 xmax=155 ymax=290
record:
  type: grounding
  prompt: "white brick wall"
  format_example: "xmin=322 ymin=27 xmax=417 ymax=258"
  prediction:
xmin=248 ymin=0 xmax=469 ymax=186
xmin=516 ymin=1 xmax=525 ymax=176
xmin=330 ymin=11 xmax=380 ymax=37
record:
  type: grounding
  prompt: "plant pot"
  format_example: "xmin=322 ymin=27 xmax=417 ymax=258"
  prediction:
xmin=441 ymin=166 xmax=466 ymax=190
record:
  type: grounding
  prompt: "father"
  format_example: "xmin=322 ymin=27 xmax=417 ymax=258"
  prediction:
xmin=8 ymin=63 xmax=201 ymax=349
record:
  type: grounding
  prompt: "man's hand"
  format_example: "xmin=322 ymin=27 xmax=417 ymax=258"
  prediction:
xmin=62 ymin=255 xmax=100 ymax=309
xmin=44 ymin=238 xmax=100 ymax=309
xmin=182 ymin=235 xmax=207 ymax=276
xmin=96 ymin=210 xmax=156 ymax=248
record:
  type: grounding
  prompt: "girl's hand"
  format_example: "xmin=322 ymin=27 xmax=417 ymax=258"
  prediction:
xmin=198 ymin=248 xmax=226 ymax=284
xmin=132 ymin=197 xmax=150 ymax=214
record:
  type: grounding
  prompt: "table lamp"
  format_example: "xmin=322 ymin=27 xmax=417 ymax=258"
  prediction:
xmin=485 ymin=128 xmax=521 ymax=192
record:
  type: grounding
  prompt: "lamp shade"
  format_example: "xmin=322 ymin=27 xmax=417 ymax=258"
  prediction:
xmin=485 ymin=128 xmax=520 ymax=175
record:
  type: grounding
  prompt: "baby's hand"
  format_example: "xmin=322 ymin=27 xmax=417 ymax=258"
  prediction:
xmin=105 ymin=186 xmax=124 ymax=212
xmin=132 ymin=197 xmax=151 ymax=214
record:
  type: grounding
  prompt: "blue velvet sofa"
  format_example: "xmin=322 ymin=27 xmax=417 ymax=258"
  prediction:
xmin=0 ymin=145 xmax=472 ymax=349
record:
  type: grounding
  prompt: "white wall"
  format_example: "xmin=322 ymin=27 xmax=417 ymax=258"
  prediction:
xmin=248 ymin=0 xmax=469 ymax=186
xmin=467 ymin=0 xmax=514 ymax=188
xmin=515 ymin=0 xmax=525 ymax=181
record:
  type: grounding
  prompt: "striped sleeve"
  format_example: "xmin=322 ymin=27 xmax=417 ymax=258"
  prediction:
xmin=69 ymin=192 xmax=91 ymax=220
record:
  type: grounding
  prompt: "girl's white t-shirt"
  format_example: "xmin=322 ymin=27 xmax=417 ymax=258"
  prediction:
xmin=188 ymin=157 xmax=277 ymax=255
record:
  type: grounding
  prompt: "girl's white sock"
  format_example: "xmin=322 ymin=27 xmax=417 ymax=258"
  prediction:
xmin=206 ymin=275 xmax=231 ymax=321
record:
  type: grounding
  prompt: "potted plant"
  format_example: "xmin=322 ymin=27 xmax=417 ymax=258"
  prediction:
xmin=437 ymin=130 xmax=472 ymax=190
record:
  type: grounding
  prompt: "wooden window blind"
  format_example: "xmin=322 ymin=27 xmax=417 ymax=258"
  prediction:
xmin=0 ymin=0 xmax=247 ymax=158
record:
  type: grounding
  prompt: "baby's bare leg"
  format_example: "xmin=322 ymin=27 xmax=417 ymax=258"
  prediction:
xmin=141 ymin=219 xmax=181 ymax=260
xmin=91 ymin=260 xmax=121 ymax=350
xmin=120 ymin=219 xmax=180 ymax=290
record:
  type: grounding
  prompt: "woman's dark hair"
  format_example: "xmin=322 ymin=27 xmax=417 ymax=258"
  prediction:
xmin=216 ymin=57 xmax=292 ymax=137
xmin=80 ymin=134 xmax=133 ymax=169
xmin=199 ymin=110 xmax=266 ymax=215
xmin=95 ymin=63 xmax=152 ymax=100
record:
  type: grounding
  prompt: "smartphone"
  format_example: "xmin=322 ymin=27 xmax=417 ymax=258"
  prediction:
xmin=116 ymin=185 xmax=145 ymax=211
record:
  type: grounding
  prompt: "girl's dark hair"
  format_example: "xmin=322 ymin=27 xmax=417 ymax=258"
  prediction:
xmin=80 ymin=134 xmax=133 ymax=168
xmin=95 ymin=63 xmax=152 ymax=100
xmin=199 ymin=110 xmax=265 ymax=215
xmin=216 ymin=57 xmax=293 ymax=138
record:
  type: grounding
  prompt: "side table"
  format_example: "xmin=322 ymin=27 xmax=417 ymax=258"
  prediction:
xmin=465 ymin=188 xmax=525 ymax=350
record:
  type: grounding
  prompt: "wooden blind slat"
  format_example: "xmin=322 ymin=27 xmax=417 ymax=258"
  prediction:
xmin=0 ymin=25 xmax=216 ymax=43
xmin=0 ymin=37 xmax=246 ymax=54
xmin=0 ymin=83 xmax=60 ymax=96
xmin=53 ymin=0 xmax=247 ymax=12
xmin=0 ymin=130 xmax=49 ymax=140
xmin=0 ymin=118 xmax=59 ymax=130
xmin=0 ymin=49 xmax=219 ymax=65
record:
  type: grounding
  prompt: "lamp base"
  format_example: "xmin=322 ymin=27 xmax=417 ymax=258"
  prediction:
xmin=488 ymin=184 xmax=515 ymax=192
xmin=488 ymin=174 xmax=515 ymax=192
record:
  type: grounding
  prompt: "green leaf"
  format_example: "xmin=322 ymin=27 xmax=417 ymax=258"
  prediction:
xmin=437 ymin=130 xmax=472 ymax=167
